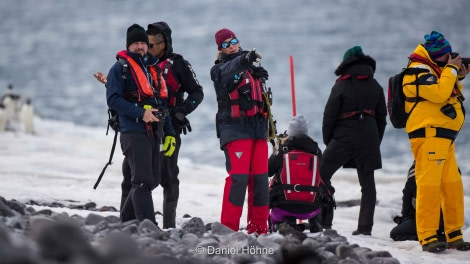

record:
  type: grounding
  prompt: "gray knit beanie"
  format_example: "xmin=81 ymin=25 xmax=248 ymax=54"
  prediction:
xmin=287 ymin=116 xmax=308 ymax=137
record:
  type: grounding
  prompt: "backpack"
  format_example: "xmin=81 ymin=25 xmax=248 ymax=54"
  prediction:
xmin=270 ymin=150 xmax=327 ymax=208
xmin=387 ymin=67 xmax=429 ymax=128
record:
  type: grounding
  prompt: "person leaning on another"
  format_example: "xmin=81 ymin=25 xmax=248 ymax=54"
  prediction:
xmin=94 ymin=22 xmax=203 ymax=229
xmin=105 ymin=24 xmax=175 ymax=226
xmin=403 ymin=31 xmax=470 ymax=253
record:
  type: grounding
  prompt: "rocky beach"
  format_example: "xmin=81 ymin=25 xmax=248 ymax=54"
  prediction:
xmin=0 ymin=196 xmax=400 ymax=264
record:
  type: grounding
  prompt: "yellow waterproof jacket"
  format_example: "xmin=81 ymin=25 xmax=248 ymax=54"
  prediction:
xmin=403 ymin=44 xmax=465 ymax=134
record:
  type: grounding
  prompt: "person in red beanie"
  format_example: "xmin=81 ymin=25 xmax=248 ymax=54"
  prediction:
xmin=210 ymin=28 xmax=269 ymax=234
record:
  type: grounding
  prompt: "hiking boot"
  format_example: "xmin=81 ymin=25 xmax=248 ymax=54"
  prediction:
xmin=422 ymin=241 xmax=447 ymax=253
xmin=352 ymin=230 xmax=371 ymax=236
xmin=447 ymin=239 xmax=470 ymax=251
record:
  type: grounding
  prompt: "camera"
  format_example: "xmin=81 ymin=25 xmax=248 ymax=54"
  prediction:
xmin=152 ymin=109 xmax=168 ymax=121
xmin=450 ymin=52 xmax=470 ymax=66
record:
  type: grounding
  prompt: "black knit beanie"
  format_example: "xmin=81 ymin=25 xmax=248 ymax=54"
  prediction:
xmin=126 ymin=24 xmax=149 ymax=48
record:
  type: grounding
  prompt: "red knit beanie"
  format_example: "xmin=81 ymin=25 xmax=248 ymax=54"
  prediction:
xmin=214 ymin=28 xmax=237 ymax=50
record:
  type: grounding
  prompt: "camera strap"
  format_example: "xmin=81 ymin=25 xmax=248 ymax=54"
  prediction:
xmin=93 ymin=128 xmax=119 ymax=189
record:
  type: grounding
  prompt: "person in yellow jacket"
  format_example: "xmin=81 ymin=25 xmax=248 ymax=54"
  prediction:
xmin=403 ymin=31 xmax=470 ymax=253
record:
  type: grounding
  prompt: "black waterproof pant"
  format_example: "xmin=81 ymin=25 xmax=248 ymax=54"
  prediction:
xmin=320 ymin=158 xmax=376 ymax=232
xmin=120 ymin=133 xmax=182 ymax=228
xmin=119 ymin=132 xmax=161 ymax=225
xmin=160 ymin=133 xmax=182 ymax=228
xmin=390 ymin=212 xmax=446 ymax=242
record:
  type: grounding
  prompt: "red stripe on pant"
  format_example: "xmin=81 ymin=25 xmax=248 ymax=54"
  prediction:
xmin=221 ymin=139 xmax=269 ymax=232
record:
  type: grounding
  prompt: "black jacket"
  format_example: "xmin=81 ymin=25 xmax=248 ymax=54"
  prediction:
xmin=152 ymin=22 xmax=204 ymax=129
xmin=210 ymin=50 xmax=268 ymax=149
xmin=321 ymin=55 xmax=387 ymax=171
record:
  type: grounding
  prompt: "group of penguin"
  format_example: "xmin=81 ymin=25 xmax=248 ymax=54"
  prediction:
xmin=0 ymin=84 xmax=35 ymax=134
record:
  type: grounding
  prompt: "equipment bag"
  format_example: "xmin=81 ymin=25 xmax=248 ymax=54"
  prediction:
xmin=279 ymin=150 xmax=321 ymax=203
xmin=387 ymin=67 xmax=429 ymax=128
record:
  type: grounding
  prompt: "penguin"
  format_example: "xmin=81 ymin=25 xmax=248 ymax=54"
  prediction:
xmin=19 ymin=98 xmax=35 ymax=134
xmin=0 ymin=102 xmax=6 ymax=132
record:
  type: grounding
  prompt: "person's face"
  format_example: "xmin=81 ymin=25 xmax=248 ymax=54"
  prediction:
xmin=148 ymin=35 xmax=165 ymax=58
xmin=435 ymin=52 xmax=450 ymax=63
xmin=220 ymin=37 xmax=239 ymax=54
xmin=128 ymin=42 xmax=148 ymax=57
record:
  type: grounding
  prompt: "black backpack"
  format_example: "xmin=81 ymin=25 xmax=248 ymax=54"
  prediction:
xmin=387 ymin=67 xmax=429 ymax=128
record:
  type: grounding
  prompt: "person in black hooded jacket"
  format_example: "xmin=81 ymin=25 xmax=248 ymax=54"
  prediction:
xmin=320 ymin=46 xmax=387 ymax=236
xmin=146 ymin=22 xmax=204 ymax=228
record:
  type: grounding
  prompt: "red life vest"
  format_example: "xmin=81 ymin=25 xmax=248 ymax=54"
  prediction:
xmin=229 ymin=71 xmax=266 ymax=118
xmin=116 ymin=50 xmax=168 ymax=100
xmin=278 ymin=150 xmax=321 ymax=203
xmin=158 ymin=57 xmax=180 ymax=107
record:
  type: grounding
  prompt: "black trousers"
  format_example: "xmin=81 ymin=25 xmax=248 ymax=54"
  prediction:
xmin=320 ymin=156 xmax=376 ymax=232
xmin=160 ymin=133 xmax=182 ymax=228
xmin=120 ymin=132 xmax=182 ymax=228
xmin=119 ymin=132 xmax=161 ymax=224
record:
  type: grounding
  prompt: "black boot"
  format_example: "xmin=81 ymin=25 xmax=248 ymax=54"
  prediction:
xmin=308 ymin=216 xmax=323 ymax=233
xmin=163 ymin=201 xmax=177 ymax=228
xmin=321 ymin=205 xmax=334 ymax=229
xmin=131 ymin=184 xmax=157 ymax=225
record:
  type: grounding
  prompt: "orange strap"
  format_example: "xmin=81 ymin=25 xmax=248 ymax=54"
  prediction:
xmin=125 ymin=57 xmax=155 ymax=98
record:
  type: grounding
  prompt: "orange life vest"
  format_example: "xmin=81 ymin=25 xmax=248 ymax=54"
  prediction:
xmin=116 ymin=50 xmax=168 ymax=100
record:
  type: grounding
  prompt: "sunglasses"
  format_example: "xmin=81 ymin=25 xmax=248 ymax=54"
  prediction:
xmin=220 ymin=38 xmax=239 ymax=49
xmin=149 ymin=42 xmax=163 ymax=49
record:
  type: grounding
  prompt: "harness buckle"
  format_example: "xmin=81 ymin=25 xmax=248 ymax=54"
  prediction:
xmin=293 ymin=184 xmax=301 ymax=192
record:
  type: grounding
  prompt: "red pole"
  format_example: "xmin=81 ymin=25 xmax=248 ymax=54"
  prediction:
xmin=290 ymin=55 xmax=302 ymax=225
xmin=289 ymin=55 xmax=297 ymax=117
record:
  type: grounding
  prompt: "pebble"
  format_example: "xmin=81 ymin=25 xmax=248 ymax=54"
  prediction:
xmin=0 ymin=196 xmax=400 ymax=264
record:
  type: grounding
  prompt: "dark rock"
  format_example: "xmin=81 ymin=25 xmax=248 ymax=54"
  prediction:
xmin=6 ymin=199 xmax=26 ymax=215
xmin=98 ymin=231 xmax=139 ymax=259
xmin=336 ymin=245 xmax=359 ymax=260
xmin=0 ymin=199 xmax=15 ymax=217
xmin=85 ymin=213 xmax=106 ymax=225
xmin=181 ymin=217 xmax=205 ymax=237
xmin=210 ymin=221 xmax=235 ymax=235
xmin=0 ymin=197 xmax=400 ymax=264
xmin=278 ymin=221 xmax=307 ymax=242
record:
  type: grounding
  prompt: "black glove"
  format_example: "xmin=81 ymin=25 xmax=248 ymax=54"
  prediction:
xmin=243 ymin=48 xmax=262 ymax=65
xmin=174 ymin=112 xmax=192 ymax=135
xmin=251 ymin=66 xmax=269 ymax=80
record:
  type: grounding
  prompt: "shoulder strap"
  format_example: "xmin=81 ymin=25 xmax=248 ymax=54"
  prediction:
xmin=117 ymin=58 xmax=128 ymax=79
xmin=403 ymin=67 xmax=430 ymax=115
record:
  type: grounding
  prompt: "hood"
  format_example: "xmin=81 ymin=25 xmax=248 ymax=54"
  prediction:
xmin=148 ymin=22 xmax=173 ymax=59
xmin=334 ymin=55 xmax=376 ymax=76
xmin=409 ymin=44 xmax=440 ymax=67
xmin=283 ymin=134 xmax=320 ymax=155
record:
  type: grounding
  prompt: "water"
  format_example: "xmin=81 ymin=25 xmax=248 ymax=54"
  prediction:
xmin=1 ymin=0 xmax=470 ymax=175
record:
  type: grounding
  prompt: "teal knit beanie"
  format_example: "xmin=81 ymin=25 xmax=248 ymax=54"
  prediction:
xmin=343 ymin=46 xmax=364 ymax=61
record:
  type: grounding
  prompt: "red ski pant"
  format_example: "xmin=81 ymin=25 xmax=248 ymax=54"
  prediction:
xmin=221 ymin=139 xmax=269 ymax=231
xmin=410 ymin=137 xmax=465 ymax=245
